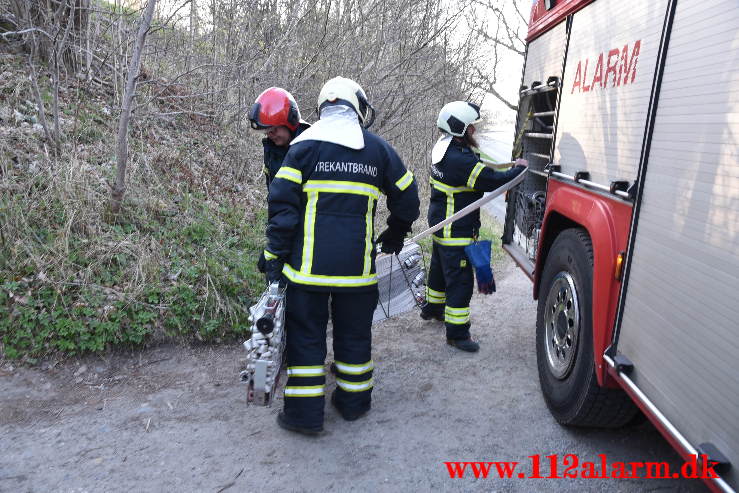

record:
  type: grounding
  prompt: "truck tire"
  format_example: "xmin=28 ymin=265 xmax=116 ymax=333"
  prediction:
xmin=536 ymin=228 xmax=637 ymax=428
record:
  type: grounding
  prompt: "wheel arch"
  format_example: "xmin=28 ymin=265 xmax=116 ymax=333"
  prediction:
xmin=535 ymin=180 xmax=632 ymax=386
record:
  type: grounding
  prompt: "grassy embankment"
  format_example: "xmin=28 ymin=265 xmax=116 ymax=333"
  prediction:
xmin=0 ymin=53 xmax=266 ymax=361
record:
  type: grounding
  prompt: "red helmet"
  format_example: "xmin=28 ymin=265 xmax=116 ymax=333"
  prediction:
xmin=248 ymin=87 xmax=301 ymax=132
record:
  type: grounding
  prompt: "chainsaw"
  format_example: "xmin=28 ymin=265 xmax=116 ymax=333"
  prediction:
xmin=240 ymin=282 xmax=286 ymax=406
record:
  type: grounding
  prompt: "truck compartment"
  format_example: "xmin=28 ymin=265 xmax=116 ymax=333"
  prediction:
xmin=503 ymin=79 xmax=558 ymax=272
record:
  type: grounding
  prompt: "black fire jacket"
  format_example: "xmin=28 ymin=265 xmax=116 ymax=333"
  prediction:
xmin=428 ymin=140 xmax=524 ymax=246
xmin=265 ymin=130 xmax=420 ymax=291
xmin=262 ymin=122 xmax=311 ymax=189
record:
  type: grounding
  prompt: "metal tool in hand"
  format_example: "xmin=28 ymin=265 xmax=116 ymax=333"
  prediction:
xmin=240 ymin=282 xmax=286 ymax=406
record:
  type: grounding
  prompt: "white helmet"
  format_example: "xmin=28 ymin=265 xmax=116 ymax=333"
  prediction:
xmin=437 ymin=101 xmax=482 ymax=137
xmin=317 ymin=76 xmax=376 ymax=128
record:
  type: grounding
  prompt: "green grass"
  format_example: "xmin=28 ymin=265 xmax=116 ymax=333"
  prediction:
xmin=480 ymin=211 xmax=507 ymax=269
xmin=0 ymin=84 xmax=266 ymax=361
xmin=0 ymin=195 xmax=266 ymax=360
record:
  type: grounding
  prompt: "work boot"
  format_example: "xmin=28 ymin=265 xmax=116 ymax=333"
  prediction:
xmin=276 ymin=412 xmax=323 ymax=436
xmin=331 ymin=392 xmax=369 ymax=422
xmin=447 ymin=338 xmax=480 ymax=353
xmin=420 ymin=309 xmax=444 ymax=322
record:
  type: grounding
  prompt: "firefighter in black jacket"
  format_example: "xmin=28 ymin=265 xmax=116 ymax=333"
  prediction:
xmin=249 ymin=87 xmax=311 ymax=274
xmin=262 ymin=77 xmax=420 ymax=435
xmin=420 ymin=101 xmax=526 ymax=352
xmin=248 ymin=87 xmax=311 ymax=189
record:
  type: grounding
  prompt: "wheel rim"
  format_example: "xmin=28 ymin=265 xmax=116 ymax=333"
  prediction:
xmin=544 ymin=271 xmax=580 ymax=380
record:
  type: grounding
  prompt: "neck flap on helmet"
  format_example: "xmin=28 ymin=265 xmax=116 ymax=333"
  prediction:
xmin=291 ymin=104 xmax=365 ymax=150
xmin=431 ymin=134 xmax=453 ymax=165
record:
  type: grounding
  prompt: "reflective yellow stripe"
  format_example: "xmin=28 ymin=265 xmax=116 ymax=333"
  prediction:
xmin=444 ymin=192 xmax=453 ymax=237
xmin=467 ymin=162 xmax=486 ymax=189
xmin=432 ymin=235 xmax=474 ymax=247
xmin=395 ymin=170 xmax=414 ymax=191
xmin=334 ymin=360 xmax=374 ymax=375
xmin=303 ymin=180 xmax=380 ymax=199
xmin=427 ymin=287 xmax=446 ymax=298
xmin=426 ymin=286 xmax=446 ymax=303
xmin=284 ymin=385 xmax=325 ymax=397
xmin=263 ymin=250 xmax=278 ymax=260
xmin=430 ymin=178 xmax=473 ymax=238
xmin=430 ymin=178 xmax=474 ymax=194
xmin=445 ymin=306 xmax=470 ymax=325
xmin=363 ymin=197 xmax=374 ymax=276
xmin=283 ymin=264 xmax=378 ymax=287
xmin=336 ymin=378 xmax=373 ymax=392
xmin=298 ymin=182 xmax=378 ymax=276
xmin=263 ymin=166 xmax=269 ymax=176
xmin=445 ymin=306 xmax=470 ymax=315
xmin=287 ymin=366 xmax=326 ymax=377
xmin=275 ymin=166 xmax=302 ymax=184
xmin=301 ymin=191 xmax=319 ymax=274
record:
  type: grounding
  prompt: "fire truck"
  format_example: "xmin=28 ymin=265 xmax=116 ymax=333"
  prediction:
xmin=503 ymin=0 xmax=738 ymax=491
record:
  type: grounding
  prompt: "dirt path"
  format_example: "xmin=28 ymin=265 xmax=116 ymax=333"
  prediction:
xmin=0 ymin=258 xmax=704 ymax=492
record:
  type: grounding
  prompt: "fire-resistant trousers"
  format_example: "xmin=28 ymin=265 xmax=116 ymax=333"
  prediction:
xmin=422 ymin=242 xmax=474 ymax=340
xmin=282 ymin=284 xmax=379 ymax=428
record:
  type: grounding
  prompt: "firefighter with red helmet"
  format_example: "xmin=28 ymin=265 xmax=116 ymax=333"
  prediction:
xmin=249 ymin=87 xmax=311 ymax=274
xmin=248 ymin=87 xmax=311 ymax=188
xmin=262 ymin=76 xmax=420 ymax=435
xmin=420 ymin=101 xmax=527 ymax=352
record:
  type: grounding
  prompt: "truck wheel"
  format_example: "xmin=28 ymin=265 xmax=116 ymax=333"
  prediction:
xmin=536 ymin=228 xmax=637 ymax=427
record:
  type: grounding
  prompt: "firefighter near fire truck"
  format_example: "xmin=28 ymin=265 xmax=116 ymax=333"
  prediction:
xmin=249 ymin=87 xmax=311 ymax=275
xmin=263 ymin=76 xmax=420 ymax=435
xmin=420 ymin=101 xmax=527 ymax=353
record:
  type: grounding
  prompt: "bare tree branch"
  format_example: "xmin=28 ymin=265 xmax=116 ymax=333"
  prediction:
xmin=27 ymin=53 xmax=56 ymax=150
xmin=111 ymin=0 xmax=157 ymax=214
xmin=1 ymin=27 xmax=53 ymax=39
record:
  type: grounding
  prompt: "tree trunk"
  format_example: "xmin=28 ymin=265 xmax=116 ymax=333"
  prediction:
xmin=110 ymin=0 xmax=157 ymax=215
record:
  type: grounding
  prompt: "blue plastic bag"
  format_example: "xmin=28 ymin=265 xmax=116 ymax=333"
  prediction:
xmin=464 ymin=240 xmax=496 ymax=294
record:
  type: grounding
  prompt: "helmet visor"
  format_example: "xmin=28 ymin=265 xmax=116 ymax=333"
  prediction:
xmin=468 ymin=102 xmax=482 ymax=125
xmin=356 ymin=90 xmax=376 ymax=129
xmin=248 ymin=102 xmax=272 ymax=130
xmin=362 ymin=102 xmax=376 ymax=129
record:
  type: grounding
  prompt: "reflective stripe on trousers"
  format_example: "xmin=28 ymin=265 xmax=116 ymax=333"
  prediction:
xmin=282 ymin=285 xmax=378 ymax=428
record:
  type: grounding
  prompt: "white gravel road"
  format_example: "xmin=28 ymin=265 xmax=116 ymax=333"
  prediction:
xmin=1 ymin=254 xmax=705 ymax=492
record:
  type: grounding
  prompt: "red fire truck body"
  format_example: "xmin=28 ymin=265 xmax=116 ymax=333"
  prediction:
xmin=503 ymin=1 xmax=738 ymax=491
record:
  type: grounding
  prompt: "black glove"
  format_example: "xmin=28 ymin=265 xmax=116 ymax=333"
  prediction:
xmin=257 ymin=252 xmax=266 ymax=273
xmin=377 ymin=217 xmax=412 ymax=255
xmin=377 ymin=228 xmax=404 ymax=254
xmin=265 ymin=259 xmax=284 ymax=283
